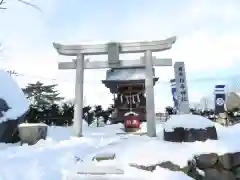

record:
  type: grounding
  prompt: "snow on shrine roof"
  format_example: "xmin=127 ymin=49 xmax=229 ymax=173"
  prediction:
xmin=105 ymin=68 xmax=156 ymax=81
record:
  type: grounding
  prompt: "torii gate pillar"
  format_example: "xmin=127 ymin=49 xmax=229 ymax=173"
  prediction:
xmin=74 ymin=54 xmax=84 ymax=137
xmin=53 ymin=37 xmax=176 ymax=137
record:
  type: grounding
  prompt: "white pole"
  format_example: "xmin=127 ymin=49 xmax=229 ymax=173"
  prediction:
xmin=73 ymin=54 xmax=84 ymax=137
xmin=145 ymin=50 xmax=156 ymax=137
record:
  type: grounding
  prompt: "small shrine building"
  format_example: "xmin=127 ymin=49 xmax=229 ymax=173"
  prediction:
xmin=102 ymin=67 xmax=158 ymax=123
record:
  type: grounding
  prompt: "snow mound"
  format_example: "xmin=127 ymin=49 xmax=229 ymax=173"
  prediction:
xmin=18 ymin=123 xmax=47 ymax=127
xmin=0 ymin=70 xmax=29 ymax=122
xmin=164 ymin=114 xmax=215 ymax=132
xmin=2 ymin=122 xmax=240 ymax=180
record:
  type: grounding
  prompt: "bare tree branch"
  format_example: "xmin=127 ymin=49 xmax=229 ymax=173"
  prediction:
xmin=0 ymin=0 xmax=42 ymax=12
xmin=0 ymin=0 xmax=7 ymax=9
xmin=17 ymin=0 xmax=42 ymax=12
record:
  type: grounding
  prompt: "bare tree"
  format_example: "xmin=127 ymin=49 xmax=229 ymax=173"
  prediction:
xmin=0 ymin=0 xmax=6 ymax=9
xmin=0 ymin=0 xmax=41 ymax=11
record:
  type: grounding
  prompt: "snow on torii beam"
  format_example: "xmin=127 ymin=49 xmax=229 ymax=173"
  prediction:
xmin=53 ymin=36 xmax=176 ymax=56
xmin=53 ymin=36 xmax=176 ymax=138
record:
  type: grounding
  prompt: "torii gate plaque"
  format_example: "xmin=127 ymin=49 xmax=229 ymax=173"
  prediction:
xmin=53 ymin=37 xmax=176 ymax=137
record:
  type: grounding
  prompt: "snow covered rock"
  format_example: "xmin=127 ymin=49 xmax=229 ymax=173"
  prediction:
xmin=194 ymin=153 xmax=219 ymax=169
xmin=92 ymin=152 xmax=116 ymax=161
xmin=130 ymin=152 xmax=240 ymax=180
xmin=193 ymin=153 xmax=239 ymax=180
xmin=0 ymin=70 xmax=29 ymax=143
xmin=18 ymin=123 xmax=48 ymax=145
xmin=163 ymin=114 xmax=218 ymax=142
xmin=129 ymin=161 xmax=181 ymax=172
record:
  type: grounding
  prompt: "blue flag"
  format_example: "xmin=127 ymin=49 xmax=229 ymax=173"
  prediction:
xmin=170 ymin=79 xmax=178 ymax=109
xmin=214 ymin=85 xmax=225 ymax=113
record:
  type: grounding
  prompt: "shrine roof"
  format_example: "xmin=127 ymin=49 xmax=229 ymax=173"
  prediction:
xmin=105 ymin=67 xmax=156 ymax=81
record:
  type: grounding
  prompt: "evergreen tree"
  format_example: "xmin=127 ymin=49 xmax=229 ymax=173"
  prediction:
xmin=165 ymin=106 xmax=174 ymax=115
xmin=26 ymin=106 xmax=40 ymax=123
xmin=83 ymin=105 xmax=94 ymax=126
xmin=190 ymin=108 xmax=198 ymax=114
xmin=101 ymin=104 xmax=115 ymax=124
xmin=94 ymin=105 xmax=103 ymax=127
xmin=22 ymin=81 xmax=64 ymax=110
xmin=61 ymin=102 xmax=74 ymax=125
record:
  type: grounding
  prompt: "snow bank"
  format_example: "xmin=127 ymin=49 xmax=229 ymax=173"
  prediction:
xmin=0 ymin=70 xmax=29 ymax=122
xmin=68 ymin=166 xmax=192 ymax=180
xmin=18 ymin=123 xmax=47 ymax=127
xmin=2 ymin=117 xmax=240 ymax=180
xmin=164 ymin=114 xmax=215 ymax=132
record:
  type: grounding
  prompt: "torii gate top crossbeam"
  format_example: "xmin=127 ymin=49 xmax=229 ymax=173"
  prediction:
xmin=53 ymin=36 xmax=176 ymax=56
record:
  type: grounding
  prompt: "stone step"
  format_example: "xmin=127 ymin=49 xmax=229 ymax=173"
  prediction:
xmin=92 ymin=152 xmax=116 ymax=161
xmin=68 ymin=174 xmax=146 ymax=180
xmin=76 ymin=165 xmax=124 ymax=175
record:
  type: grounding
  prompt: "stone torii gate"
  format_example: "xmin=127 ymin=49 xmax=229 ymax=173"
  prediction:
xmin=53 ymin=37 xmax=176 ymax=137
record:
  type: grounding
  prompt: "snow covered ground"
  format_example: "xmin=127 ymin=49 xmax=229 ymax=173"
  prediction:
xmin=0 ymin=116 xmax=239 ymax=180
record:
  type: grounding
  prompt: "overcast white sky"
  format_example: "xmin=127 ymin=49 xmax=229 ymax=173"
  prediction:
xmin=1 ymin=0 xmax=240 ymax=110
